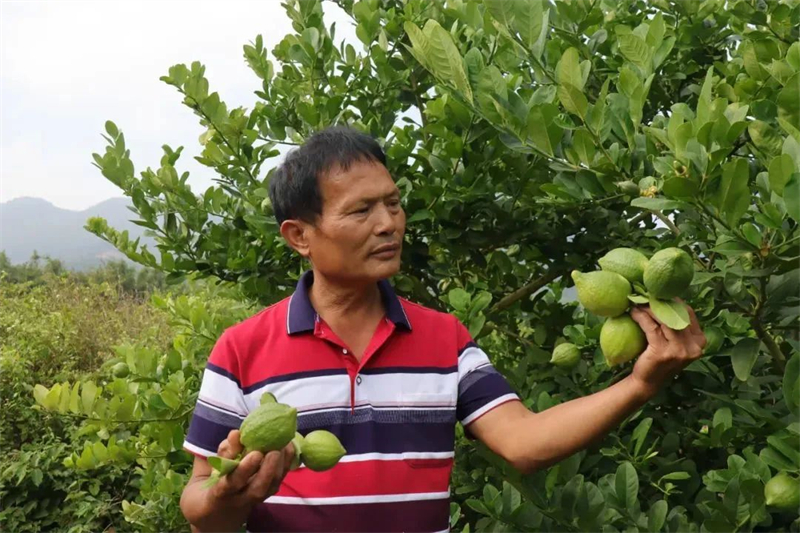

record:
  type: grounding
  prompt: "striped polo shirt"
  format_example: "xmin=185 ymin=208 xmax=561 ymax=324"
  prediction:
xmin=184 ymin=271 xmax=519 ymax=532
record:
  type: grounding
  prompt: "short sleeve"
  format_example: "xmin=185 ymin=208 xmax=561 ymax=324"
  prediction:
xmin=183 ymin=330 xmax=248 ymax=458
xmin=455 ymin=318 xmax=520 ymax=433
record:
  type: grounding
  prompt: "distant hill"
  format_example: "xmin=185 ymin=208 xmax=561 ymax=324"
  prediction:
xmin=0 ymin=196 xmax=158 ymax=271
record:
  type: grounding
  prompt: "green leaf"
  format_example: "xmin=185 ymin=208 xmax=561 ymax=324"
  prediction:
xmin=749 ymin=120 xmax=784 ymax=155
xmin=81 ymin=381 xmax=98 ymax=415
xmin=449 ymin=288 xmax=470 ymax=311
xmin=588 ymin=78 xmax=610 ymax=135
xmin=470 ymin=292 xmax=492 ymax=315
xmin=512 ymin=0 xmax=545 ymax=53
xmin=618 ymin=67 xmax=641 ymax=99
xmin=502 ymin=481 xmax=521 ymax=516
xmin=572 ymin=128 xmax=595 ymax=165
xmin=466 ymin=498 xmax=490 ymax=516
xmin=653 ymin=36 xmax=676 ymax=69
xmin=105 ymin=121 xmax=119 ymax=138
xmin=469 ymin=314 xmax=486 ymax=339
xmin=576 ymin=482 xmax=605 ymax=526
xmin=207 ymin=456 xmax=223 ymax=471
xmin=785 ymin=174 xmax=800 ymax=222
xmin=405 ymin=21 xmax=473 ymax=104
xmin=710 ymin=238 xmax=756 ymax=256
xmin=58 ymin=382 xmax=71 ymax=413
xmin=715 ymin=158 xmax=750 ymax=227
xmin=731 ymin=338 xmax=761 ymax=382
xmin=618 ymin=34 xmax=651 ymax=72
xmin=767 ymin=434 xmax=800 ymax=468
xmin=741 ymin=41 xmax=766 ymax=81
xmin=561 ymin=474 xmax=584 ymax=514
xmin=33 ymin=385 xmax=49 ymax=407
xmin=484 ymin=0 xmax=516 ymax=31
xmin=788 ymin=42 xmax=800 ymax=71
xmin=663 ymin=177 xmax=700 ymax=198
xmin=777 ymin=72 xmax=800 ymax=139
xmin=615 ymin=462 xmax=639 ymax=512
xmin=784 ymin=353 xmax=800 ymax=416
xmin=646 ymin=12 xmax=665 ymax=49
xmin=660 ymin=471 xmax=691 ymax=481
xmin=629 ymin=294 xmax=649 ymax=304
xmin=630 ymin=197 xmax=688 ymax=211
xmin=631 ymin=417 xmax=653 ymax=456
xmin=557 ymin=48 xmax=584 ymax=91
xmin=696 ymin=67 xmax=715 ymax=128
xmin=161 ymin=390 xmax=181 ymax=410
xmin=760 ymin=446 xmax=797 ymax=471
xmin=527 ymin=104 xmax=563 ymax=157
xmin=649 ymin=298 xmax=691 ymax=330
xmin=741 ymin=222 xmax=762 ymax=247
xmin=69 ymin=382 xmax=81 ymax=414
xmin=558 ymin=82 xmax=588 ymax=119
xmin=116 ymin=395 xmax=136 ymax=421
xmin=769 ymin=154 xmax=795 ymax=195
xmin=645 ymin=501 xmax=667 ymax=532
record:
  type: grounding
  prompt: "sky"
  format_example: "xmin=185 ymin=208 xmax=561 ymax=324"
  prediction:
xmin=0 ymin=0 xmax=355 ymax=212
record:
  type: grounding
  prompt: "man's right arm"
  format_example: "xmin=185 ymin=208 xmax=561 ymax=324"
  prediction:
xmin=180 ymin=430 xmax=295 ymax=533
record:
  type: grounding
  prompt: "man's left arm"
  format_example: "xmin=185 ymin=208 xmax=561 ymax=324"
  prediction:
xmin=468 ymin=303 xmax=707 ymax=475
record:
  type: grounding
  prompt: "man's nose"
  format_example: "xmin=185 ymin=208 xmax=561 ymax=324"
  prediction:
xmin=374 ymin=204 xmax=398 ymax=235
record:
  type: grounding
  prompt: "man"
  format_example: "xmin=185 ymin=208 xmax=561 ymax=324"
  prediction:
xmin=179 ymin=126 xmax=706 ymax=532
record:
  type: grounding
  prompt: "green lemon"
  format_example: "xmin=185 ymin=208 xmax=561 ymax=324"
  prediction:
xmin=764 ymin=472 xmax=800 ymax=511
xmin=598 ymin=248 xmax=649 ymax=284
xmin=550 ymin=343 xmax=581 ymax=368
xmin=571 ymin=270 xmax=632 ymax=317
xmin=239 ymin=402 xmax=297 ymax=454
xmin=301 ymin=430 xmax=346 ymax=472
xmin=643 ymin=248 xmax=694 ymax=299
xmin=600 ymin=314 xmax=647 ymax=366
xmin=617 ymin=181 xmax=641 ymax=196
xmin=112 ymin=362 xmax=130 ymax=379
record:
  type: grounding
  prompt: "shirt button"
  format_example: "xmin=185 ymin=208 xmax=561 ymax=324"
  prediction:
xmin=356 ymin=376 xmax=362 ymax=385
xmin=342 ymin=348 xmax=348 ymax=354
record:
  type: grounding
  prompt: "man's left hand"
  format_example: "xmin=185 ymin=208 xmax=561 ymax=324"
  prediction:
xmin=629 ymin=300 xmax=707 ymax=400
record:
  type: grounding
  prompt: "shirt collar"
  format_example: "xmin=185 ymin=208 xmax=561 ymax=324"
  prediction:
xmin=286 ymin=270 xmax=412 ymax=335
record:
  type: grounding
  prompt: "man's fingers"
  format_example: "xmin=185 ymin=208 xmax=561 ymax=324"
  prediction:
xmin=217 ymin=430 xmax=244 ymax=459
xmin=685 ymin=305 xmax=706 ymax=345
xmin=222 ymin=450 xmax=264 ymax=493
xmin=630 ymin=307 xmax=667 ymax=347
xmin=246 ymin=450 xmax=284 ymax=500
xmin=228 ymin=430 xmax=243 ymax=453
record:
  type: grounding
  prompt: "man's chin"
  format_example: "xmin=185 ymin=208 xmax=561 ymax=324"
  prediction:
xmin=369 ymin=257 xmax=402 ymax=280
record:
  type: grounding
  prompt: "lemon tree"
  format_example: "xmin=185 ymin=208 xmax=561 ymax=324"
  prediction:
xmin=28 ymin=0 xmax=800 ymax=531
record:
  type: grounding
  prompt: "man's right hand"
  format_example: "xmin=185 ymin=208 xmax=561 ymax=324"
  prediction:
xmin=180 ymin=429 xmax=295 ymax=533
xmin=209 ymin=429 xmax=295 ymax=506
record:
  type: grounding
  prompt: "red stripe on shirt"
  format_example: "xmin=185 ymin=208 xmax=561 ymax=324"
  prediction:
xmin=276 ymin=457 xmax=453 ymax=498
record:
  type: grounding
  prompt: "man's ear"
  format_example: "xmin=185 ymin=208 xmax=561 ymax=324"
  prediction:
xmin=280 ymin=219 xmax=311 ymax=259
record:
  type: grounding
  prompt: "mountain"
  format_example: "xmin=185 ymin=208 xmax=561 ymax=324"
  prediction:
xmin=0 ymin=196 xmax=158 ymax=271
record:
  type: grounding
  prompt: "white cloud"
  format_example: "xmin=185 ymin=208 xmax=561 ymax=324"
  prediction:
xmin=1 ymin=0 xmax=356 ymax=211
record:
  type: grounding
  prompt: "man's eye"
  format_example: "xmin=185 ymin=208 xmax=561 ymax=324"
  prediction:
xmin=354 ymin=206 xmax=370 ymax=214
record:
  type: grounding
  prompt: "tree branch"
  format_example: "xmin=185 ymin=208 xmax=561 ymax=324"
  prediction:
xmin=491 ymin=268 xmax=563 ymax=313
xmin=752 ymin=319 xmax=787 ymax=373
xmin=652 ymin=209 xmax=680 ymax=235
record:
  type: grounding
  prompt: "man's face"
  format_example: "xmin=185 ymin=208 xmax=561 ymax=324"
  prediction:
xmin=304 ymin=159 xmax=405 ymax=284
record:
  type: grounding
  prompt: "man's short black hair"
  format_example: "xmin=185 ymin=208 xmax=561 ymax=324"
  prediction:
xmin=268 ymin=125 xmax=387 ymax=225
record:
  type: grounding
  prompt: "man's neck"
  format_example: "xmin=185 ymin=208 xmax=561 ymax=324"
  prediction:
xmin=307 ymin=270 xmax=385 ymax=327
